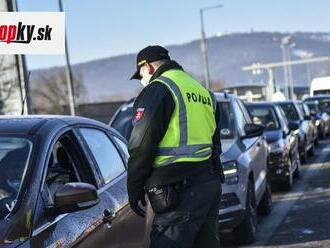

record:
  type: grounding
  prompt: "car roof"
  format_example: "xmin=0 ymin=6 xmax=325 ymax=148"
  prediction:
xmin=213 ymin=92 xmax=238 ymax=101
xmin=304 ymin=95 xmax=330 ymax=100
xmin=245 ymin=101 xmax=277 ymax=107
xmin=272 ymin=100 xmax=302 ymax=107
xmin=0 ymin=115 xmax=110 ymax=135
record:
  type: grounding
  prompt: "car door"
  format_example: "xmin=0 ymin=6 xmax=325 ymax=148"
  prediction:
xmin=76 ymin=127 xmax=149 ymax=248
xmin=297 ymin=103 xmax=313 ymax=147
xmin=277 ymin=107 xmax=298 ymax=168
xmin=30 ymin=129 xmax=111 ymax=248
xmin=234 ymin=100 xmax=266 ymax=202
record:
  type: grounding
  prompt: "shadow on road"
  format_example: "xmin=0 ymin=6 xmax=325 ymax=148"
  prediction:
xmin=221 ymin=139 xmax=330 ymax=247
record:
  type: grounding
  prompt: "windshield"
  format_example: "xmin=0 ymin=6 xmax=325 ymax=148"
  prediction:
xmin=218 ymin=102 xmax=234 ymax=139
xmin=111 ymin=103 xmax=134 ymax=141
xmin=305 ymin=100 xmax=319 ymax=113
xmin=247 ymin=105 xmax=280 ymax=131
xmin=0 ymin=137 xmax=32 ymax=220
xmin=279 ymin=103 xmax=300 ymax=122
xmin=319 ymin=98 xmax=330 ymax=114
xmin=297 ymin=103 xmax=309 ymax=117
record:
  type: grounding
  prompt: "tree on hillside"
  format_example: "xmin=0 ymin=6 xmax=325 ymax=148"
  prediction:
xmin=31 ymin=70 xmax=85 ymax=114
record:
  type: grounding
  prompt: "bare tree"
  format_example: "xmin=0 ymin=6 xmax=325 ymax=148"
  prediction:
xmin=211 ymin=80 xmax=225 ymax=91
xmin=0 ymin=56 xmax=21 ymax=114
xmin=31 ymin=70 xmax=85 ymax=114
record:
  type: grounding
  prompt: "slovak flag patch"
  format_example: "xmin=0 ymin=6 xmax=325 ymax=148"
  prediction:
xmin=133 ymin=108 xmax=145 ymax=124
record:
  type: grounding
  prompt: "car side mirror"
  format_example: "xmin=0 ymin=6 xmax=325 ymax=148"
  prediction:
xmin=53 ymin=182 xmax=99 ymax=214
xmin=282 ymin=130 xmax=287 ymax=138
xmin=310 ymin=110 xmax=316 ymax=116
xmin=242 ymin=123 xmax=264 ymax=139
xmin=304 ymin=115 xmax=311 ymax=121
xmin=288 ymin=122 xmax=299 ymax=131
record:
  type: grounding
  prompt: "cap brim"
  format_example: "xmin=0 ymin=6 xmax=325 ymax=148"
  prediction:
xmin=130 ymin=70 xmax=141 ymax=80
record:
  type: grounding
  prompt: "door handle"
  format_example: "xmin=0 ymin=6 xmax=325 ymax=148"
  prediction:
xmin=103 ymin=209 xmax=115 ymax=224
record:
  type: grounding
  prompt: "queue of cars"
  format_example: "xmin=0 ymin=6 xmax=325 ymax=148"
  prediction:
xmin=1 ymin=93 xmax=329 ymax=247
xmin=110 ymin=93 xmax=330 ymax=244
xmin=246 ymin=102 xmax=301 ymax=189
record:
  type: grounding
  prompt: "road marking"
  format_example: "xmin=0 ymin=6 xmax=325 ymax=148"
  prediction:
xmin=249 ymin=143 xmax=330 ymax=247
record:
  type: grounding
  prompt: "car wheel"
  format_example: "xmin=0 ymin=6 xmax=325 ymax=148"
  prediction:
xmin=285 ymin=170 xmax=293 ymax=190
xmin=233 ymin=179 xmax=257 ymax=244
xmin=300 ymin=145 xmax=308 ymax=164
xmin=308 ymin=142 xmax=315 ymax=157
xmin=293 ymin=157 xmax=301 ymax=179
xmin=257 ymin=180 xmax=272 ymax=216
xmin=319 ymin=125 xmax=325 ymax=139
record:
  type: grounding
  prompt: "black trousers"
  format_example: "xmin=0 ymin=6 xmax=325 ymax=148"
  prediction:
xmin=149 ymin=179 xmax=222 ymax=248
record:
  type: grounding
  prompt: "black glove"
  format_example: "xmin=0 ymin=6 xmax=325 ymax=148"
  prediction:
xmin=129 ymin=192 xmax=146 ymax=218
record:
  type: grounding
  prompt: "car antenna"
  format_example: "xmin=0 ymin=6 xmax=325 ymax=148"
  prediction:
xmin=21 ymin=71 xmax=31 ymax=115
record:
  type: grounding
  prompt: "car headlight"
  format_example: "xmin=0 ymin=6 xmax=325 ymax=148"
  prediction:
xmin=269 ymin=140 xmax=284 ymax=153
xmin=222 ymin=161 xmax=239 ymax=185
xmin=315 ymin=120 xmax=320 ymax=126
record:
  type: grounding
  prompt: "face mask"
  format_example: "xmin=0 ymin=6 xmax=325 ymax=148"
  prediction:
xmin=140 ymin=78 xmax=149 ymax=87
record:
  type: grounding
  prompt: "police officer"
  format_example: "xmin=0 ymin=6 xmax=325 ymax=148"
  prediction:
xmin=128 ymin=45 xmax=224 ymax=248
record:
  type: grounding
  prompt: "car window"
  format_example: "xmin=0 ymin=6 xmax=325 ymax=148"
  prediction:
xmin=80 ymin=128 xmax=125 ymax=184
xmin=247 ymin=106 xmax=280 ymax=131
xmin=218 ymin=102 xmax=234 ymax=139
xmin=0 ymin=137 xmax=32 ymax=220
xmin=113 ymin=136 xmax=129 ymax=163
xmin=232 ymin=100 xmax=247 ymax=136
xmin=45 ymin=142 xmax=81 ymax=199
xmin=277 ymin=107 xmax=290 ymax=133
xmin=279 ymin=103 xmax=300 ymax=122
xmin=237 ymin=99 xmax=252 ymax=123
xmin=302 ymin=103 xmax=311 ymax=116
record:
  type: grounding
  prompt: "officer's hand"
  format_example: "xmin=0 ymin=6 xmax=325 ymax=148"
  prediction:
xmin=129 ymin=194 xmax=146 ymax=218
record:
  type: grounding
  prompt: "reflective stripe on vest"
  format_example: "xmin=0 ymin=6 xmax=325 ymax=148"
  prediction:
xmin=154 ymin=75 xmax=216 ymax=167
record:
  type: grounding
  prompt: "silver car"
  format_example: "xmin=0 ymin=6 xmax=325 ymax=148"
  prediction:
xmin=110 ymin=93 xmax=272 ymax=244
xmin=215 ymin=92 xmax=272 ymax=244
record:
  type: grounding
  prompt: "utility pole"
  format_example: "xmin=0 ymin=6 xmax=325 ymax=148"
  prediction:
xmin=9 ymin=0 xmax=32 ymax=114
xmin=58 ymin=0 xmax=76 ymax=116
xmin=280 ymin=36 xmax=295 ymax=99
xmin=281 ymin=36 xmax=290 ymax=99
xmin=200 ymin=4 xmax=223 ymax=89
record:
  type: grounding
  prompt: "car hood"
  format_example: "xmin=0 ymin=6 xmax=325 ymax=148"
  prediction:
xmin=264 ymin=130 xmax=282 ymax=143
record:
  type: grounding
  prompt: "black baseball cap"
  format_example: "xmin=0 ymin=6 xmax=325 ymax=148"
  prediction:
xmin=130 ymin=45 xmax=171 ymax=80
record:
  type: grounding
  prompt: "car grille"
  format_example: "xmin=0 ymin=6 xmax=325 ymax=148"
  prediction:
xmin=219 ymin=193 xmax=240 ymax=209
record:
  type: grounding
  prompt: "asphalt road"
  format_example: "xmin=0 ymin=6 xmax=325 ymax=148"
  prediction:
xmin=222 ymin=138 xmax=330 ymax=248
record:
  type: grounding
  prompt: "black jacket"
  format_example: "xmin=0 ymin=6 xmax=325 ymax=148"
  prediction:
xmin=127 ymin=60 xmax=224 ymax=201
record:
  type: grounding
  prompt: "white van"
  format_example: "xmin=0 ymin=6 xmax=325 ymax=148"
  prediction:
xmin=310 ymin=76 xmax=330 ymax=96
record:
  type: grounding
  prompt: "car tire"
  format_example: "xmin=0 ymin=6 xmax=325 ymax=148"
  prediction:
xmin=293 ymin=157 xmax=301 ymax=179
xmin=285 ymin=170 xmax=293 ymax=190
xmin=300 ymin=145 xmax=308 ymax=164
xmin=257 ymin=180 xmax=272 ymax=216
xmin=319 ymin=125 xmax=325 ymax=139
xmin=233 ymin=179 xmax=257 ymax=244
xmin=308 ymin=142 xmax=315 ymax=157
